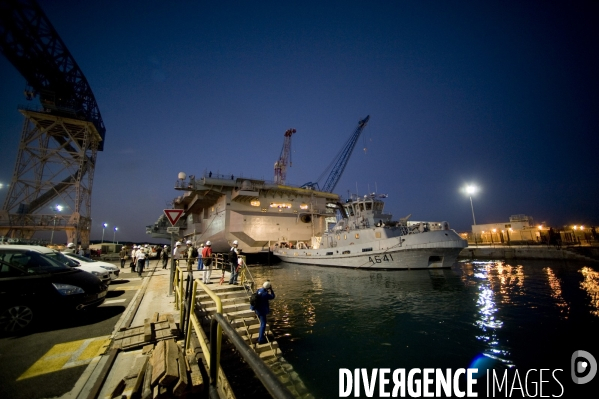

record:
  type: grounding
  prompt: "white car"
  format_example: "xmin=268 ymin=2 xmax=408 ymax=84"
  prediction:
xmin=62 ymin=252 xmax=120 ymax=281
xmin=3 ymin=245 xmax=111 ymax=285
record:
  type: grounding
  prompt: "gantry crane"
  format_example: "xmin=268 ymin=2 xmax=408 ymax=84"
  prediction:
xmin=274 ymin=128 xmax=296 ymax=185
xmin=302 ymin=115 xmax=370 ymax=193
xmin=0 ymin=0 xmax=106 ymax=247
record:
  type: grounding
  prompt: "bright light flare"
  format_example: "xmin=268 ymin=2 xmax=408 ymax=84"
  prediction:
xmin=466 ymin=185 xmax=477 ymax=195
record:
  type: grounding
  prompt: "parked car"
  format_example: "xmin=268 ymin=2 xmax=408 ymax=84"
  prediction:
xmin=0 ymin=247 xmax=108 ymax=333
xmin=62 ymin=252 xmax=120 ymax=281
xmin=2 ymin=245 xmax=110 ymax=284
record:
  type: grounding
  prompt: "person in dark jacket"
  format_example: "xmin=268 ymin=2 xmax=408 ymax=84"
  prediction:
xmin=251 ymin=280 xmax=275 ymax=344
xmin=228 ymin=240 xmax=239 ymax=284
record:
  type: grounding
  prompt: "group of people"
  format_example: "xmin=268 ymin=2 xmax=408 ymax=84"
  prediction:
xmin=170 ymin=240 xmax=216 ymax=284
xmin=118 ymin=239 xmax=275 ymax=345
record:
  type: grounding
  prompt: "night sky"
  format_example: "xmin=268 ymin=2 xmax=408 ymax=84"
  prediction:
xmin=1 ymin=0 xmax=598 ymax=244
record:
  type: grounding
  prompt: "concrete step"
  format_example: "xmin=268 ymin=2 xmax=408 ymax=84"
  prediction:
xmin=258 ymin=346 xmax=282 ymax=361
xmin=236 ymin=325 xmax=267 ymax=337
xmin=197 ymin=290 xmax=248 ymax=301
xmin=230 ymin=317 xmax=259 ymax=329
xmin=224 ymin=309 xmax=256 ymax=319
xmin=199 ymin=302 xmax=252 ymax=317
xmin=196 ymin=296 xmax=248 ymax=309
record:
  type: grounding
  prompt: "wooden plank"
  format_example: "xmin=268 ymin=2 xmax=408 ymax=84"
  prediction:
xmin=153 ymin=385 xmax=169 ymax=399
xmin=108 ymin=378 xmax=126 ymax=399
xmin=127 ymin=355 xmax=148 ymax=398
xmin=159 ymin=339 xmax=179 ymax=386
xmin=150 ymin=340 xmax=166 ymax=386
xmin=158 ymin=313 xmax=168 ymax=322
xmin=186 ymin=353 xmax=204 ymax=393
xmin=172 ymin=347 xmax=189 ymax=396
xmin=166 ymin=314 xmax=179 ymax=334
xmin=143 ymin=318 xmax=152 ymax=342
xmin=151 ymin=312 xmax=160 ymax=324
xmin=141 ymin=361 xmax=153 ymax=399
xmin=142 ymin=344 xmax=154 ymax=355
xmin=125 ymin=355 xmax=148 ymax=380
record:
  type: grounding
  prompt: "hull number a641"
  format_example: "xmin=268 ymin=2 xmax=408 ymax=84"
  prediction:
xmin=369 ymin=254 xmax=394 ymax=264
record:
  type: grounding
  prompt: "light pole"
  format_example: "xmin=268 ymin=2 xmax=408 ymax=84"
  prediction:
xmin=50 ymin=205 xmax=63 ymax=244
xmin=466 ymin=185 xmax=477 ymax=225
xmin=102 ymin=223 xmax=108 ymax=243
xmin=113 ymin=227 xmax=118 ymax=244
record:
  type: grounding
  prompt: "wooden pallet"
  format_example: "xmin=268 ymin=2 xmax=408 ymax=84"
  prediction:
xmin=113 ymin=312 xmax=180 ymax=350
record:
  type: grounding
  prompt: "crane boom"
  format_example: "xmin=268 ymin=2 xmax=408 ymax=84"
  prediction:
xmin=0 ymin=0 xmax=106 ymax=150
xmin=0 ymin=0 xmax=104 ymax=248
xmin=274 ymin=128 xmax=296 ymax=185
xmin=315 ymin=115 xmax=370 ymax=193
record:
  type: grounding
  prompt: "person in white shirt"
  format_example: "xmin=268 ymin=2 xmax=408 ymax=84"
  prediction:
xmin=135 ymin=245 xmax=146 ymax=276
xmin=173 ymin=242 xmax=185 ymax=268
xmin=130 ymin=245 xmax=138 ymax=272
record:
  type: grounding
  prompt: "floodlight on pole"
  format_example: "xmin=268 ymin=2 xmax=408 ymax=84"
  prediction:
xmin=50 ymin=205 xmax=63 ymax=244
xmin=113 ymin=227 xmax=118 ymax=244
xmin=102 ymin=222 xmax=108 ymax=243
xmin=466 ymin=185 xmax=477 ymax=225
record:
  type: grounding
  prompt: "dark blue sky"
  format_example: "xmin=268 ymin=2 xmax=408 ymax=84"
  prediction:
xmin=1 ymin=0 xmax=598 ymax=243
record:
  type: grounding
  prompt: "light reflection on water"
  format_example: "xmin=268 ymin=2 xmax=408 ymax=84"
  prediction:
xmin=246 ymin=260 xmax=599 ymax=398
xmin=580 ymin=266 xmax=599 ymax=317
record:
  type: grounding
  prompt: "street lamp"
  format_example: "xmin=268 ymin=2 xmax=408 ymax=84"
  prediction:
xmin=466 ymin=185 xmax=477 ymax=225
xmin=102 ymin=222 xmax=108 ymax=243
xmin=50 ymin=205 xmax=63 ymax=244
xmin=113 ymin=227 xmax=118 ymax=244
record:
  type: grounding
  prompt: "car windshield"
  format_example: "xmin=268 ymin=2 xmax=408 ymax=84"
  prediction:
xmin=45 ymin=251 xmax=80 ymax=267
xmin=65 ymin=253 xmax=96 ymax=263
xmin=0 ymin=250 xmax=71 ymax=273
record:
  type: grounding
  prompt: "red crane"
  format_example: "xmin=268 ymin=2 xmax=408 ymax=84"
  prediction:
xmin=274 ymin=128 xmax=296 ymax=185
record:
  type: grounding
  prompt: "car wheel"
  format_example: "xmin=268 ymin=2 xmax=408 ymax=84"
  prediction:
xmin=0 ymin=305 xmax=34 ymax=333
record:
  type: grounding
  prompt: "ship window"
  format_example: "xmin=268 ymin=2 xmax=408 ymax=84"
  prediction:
xmin=293 ymin=210 xmax=298 ymax=214
xmin=326 ymin=252 xmax=333 ymax=255
xmin=270 ymin=202 xmax=291 ymax=209
xmin=344 ymin=234 xmax=347 ymax=240
xmin=346 ymin=206 xmax=354 ymax=216
xmin=336 ymin=235 xmax=340 ymax=240
xmin=375 ymin=232 xmax=381 ymax=238
xmin=365 ymin=202 xmax=372 ymax=210
xmin=355 ymin=233 xmax=360 ymax=239
xmin=250 ymin=200 xmax=260 ymax=207
xmin=342 ymin=250 xmax=350 ymax=254
xmin=362 ymin=247 xmax=373 ymax=252
xmin=261 ymin=208 xmax=267 ymax=212
xmin=359 ymin=203 xmax=364 ymax=211
xmin=300 ymin=204 xmax=308 ymax=210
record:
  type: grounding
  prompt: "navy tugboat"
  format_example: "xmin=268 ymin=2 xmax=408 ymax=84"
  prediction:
xmin=274 ymin=193 xmax=467 ymax=269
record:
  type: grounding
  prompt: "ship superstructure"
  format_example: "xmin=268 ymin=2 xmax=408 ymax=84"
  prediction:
xmin=148 ymin=172 xmax=339 ymax=254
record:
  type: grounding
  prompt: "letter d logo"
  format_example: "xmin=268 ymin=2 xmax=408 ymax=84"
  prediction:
xmin=571 ymin=350 xmax=597 ymax=384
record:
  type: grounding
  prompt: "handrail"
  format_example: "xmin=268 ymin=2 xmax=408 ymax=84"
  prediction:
xmin=176 ymin=258 xmax=297 ymax=398
xmin=185 ymin=279 xmax=223 ymax=362
xmin=211 ymin=313 xmax=295 ymax=399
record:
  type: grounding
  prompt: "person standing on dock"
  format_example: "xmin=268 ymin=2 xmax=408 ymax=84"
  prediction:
xmin=251 ymin=281 xmax=276 ymax=344
xmin=130 ymin=245 xmax=137 ymax=272
xmin=173 ymin=241 xmax=184 ymax=268
xmin=197 ymin=243 xmax=204 ymax=271
xmin=119 ymin=245 xmax=128 ymax=268
xmin=228 ymin=240 xmax=239 ymax=284
xmin=201 ymin=241 xmax=213 ymax=283
xmin=161 ymin=245 xmax=169 ymax=269
xmin=135 ymin=245 xmax=146 ymax=277
xmin=186 ymin=240 xmax=197 ymax=272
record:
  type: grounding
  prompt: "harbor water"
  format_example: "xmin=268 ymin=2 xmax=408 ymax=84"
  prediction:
xmin=247 ymin=259 xmax=599 ymax=398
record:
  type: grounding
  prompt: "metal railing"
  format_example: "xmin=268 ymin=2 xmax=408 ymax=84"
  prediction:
xmin=172 ymin=259 xmax=296 ymax=399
